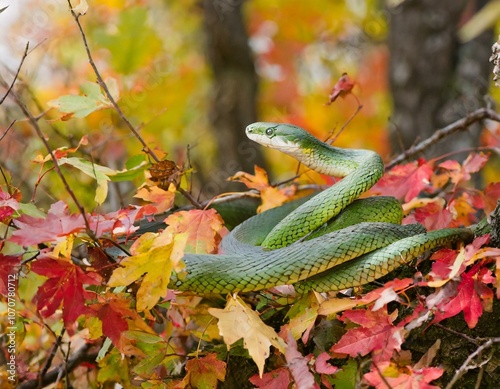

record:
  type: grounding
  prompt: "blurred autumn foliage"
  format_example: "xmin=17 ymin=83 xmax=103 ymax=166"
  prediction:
xmin=2 ymin=1 xmax=500 ymax=388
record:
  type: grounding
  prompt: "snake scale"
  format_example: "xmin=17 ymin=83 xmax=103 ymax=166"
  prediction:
xmin=168 ymin=122 xmax=474 ymax=294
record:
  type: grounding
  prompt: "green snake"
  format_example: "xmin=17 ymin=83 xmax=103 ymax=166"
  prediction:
xmin=169 ymin=122 xmax=474 ymax=294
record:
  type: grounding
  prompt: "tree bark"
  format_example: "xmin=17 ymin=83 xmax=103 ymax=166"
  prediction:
xmin=199 ymin=0 xmax=266 ymax=198
xmin=388 ymin=0 xmax=493 ymax=158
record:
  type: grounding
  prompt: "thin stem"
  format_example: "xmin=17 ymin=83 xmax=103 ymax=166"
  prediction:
xmin=66 ymin=0 xmax=159 ymax=163
xmin=387 ymin=107 xmax=500 ymax=169
xmin=0 ymin=42 xmax=29 ymax=105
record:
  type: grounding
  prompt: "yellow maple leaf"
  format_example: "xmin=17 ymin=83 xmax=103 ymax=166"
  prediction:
xmin=108 ymin=232 xmax=186 ymax=312
xmin=228 ymin=166 xmax=295 ymax=213
xmin=208 ymin=294 xmax=286 ymax=377
xmin=134 ymin=184 xmax=176 ymax=214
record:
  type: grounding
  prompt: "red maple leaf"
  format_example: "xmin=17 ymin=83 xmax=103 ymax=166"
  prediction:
xmin=370 ymin=159 xmax=433 ymax=202
xmin=404 ymin=201 xmax=455 ymax=231
xmin=0 ymin=254 xmax=21 ymax=296
xmin=331 ymin=308 xmax=404 ymax=363
xmin=11 ymin=201 xmax=86 ymax=246
xmin=326 ymin=73 xmax=356 ymax=105
xmin=249 ymin=367 xmax=292 ymax=389
xmin=31 ymin=256 xmax=101 ymax=328
xmin=364 ymin=362 xmax=443 ymax=389
xmin=431 ymin=264 xmax=492 ymax=328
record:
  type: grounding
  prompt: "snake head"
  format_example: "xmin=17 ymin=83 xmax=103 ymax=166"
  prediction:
xmin=246 ymin=122 xmax=312 ymax=155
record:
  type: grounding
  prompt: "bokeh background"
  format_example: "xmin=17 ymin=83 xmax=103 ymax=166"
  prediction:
xmin=1 ymin=0 xmax=499 ymax=210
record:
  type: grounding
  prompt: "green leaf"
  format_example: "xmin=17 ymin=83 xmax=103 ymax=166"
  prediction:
xmin=93 ymin=7 xmax=163 ymax=74
xmin=58 ymin=157 xmax=116 ymax=204
xmin=110 ymin=155 xmax=148 ymax=182
xmin=48 ymin=81 xmax=115 ymax=118
xmin=330 ymin=359 xmax=358 ymax=389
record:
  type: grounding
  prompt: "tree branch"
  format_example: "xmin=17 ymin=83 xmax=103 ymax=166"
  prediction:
xmin=0 ymin=42 xmax=29 ymax=105
xmin=66 ymin=0 xmax=160 ymax=163
xmin=387 ymin=107 xmax=500 ymax=169
xmin=444 ymin=337 xmax=500 ymax=389
xmin=18 ymin=344 xmax=98 ymax=389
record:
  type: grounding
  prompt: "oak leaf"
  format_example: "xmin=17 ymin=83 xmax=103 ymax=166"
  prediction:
xmin=208 ymin=294 xmax=286 ymax=377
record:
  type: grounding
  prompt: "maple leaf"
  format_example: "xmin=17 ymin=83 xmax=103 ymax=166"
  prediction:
xmin=0 ymin=254 xmax=21 ymax=295
xmin=208 ymin=294 xmax=286 ymax=377
xmin=87 ymin=293 xmax=155 ymax=350
xmin=326 ymin=73 xmax=356 ymax=105
xmin=228 ymin=166 xmax=295 ymax=213
xmin=364 ymin=361 xmax=443 ymax=389
xmin=430 ymin=264 xmax=491 ymax=329
xmin=282 ymin=326 xmax=318 ymax=389
xmin=249 ymin=367 xmax=292 ymax=389
xmin=285 ymin=292 xmax=321 ymax=343
xmin=31 ymin=256 xmax=101 ymax=327
xmin=10 ymin=201 xmax=86 ymax=247
xmin=484 ymin=182 xmax=500 ymax=214
xmin=314 ymin=352 xmax=338 ymax=375
xmin=134 ymin=184 xmax=176 ymax=214
xmin=319 ymin=278 xmax=414 ymax=316
xmin=370 ymin=159 xmax=433 ymax=202
xmin=331 ymin=307 xmax=406 ymax=363
xmin=433 ymin=152 xmax=489 ymax=190
xmin=163 ymin=208 xmax=228 ymax=254
xmin=108 ymin=232 xmax=185 ymax=312
xmin=0 ymin=188 xmax=20 ymax=223
xmin=183 ymin=353 xmax=226 ymax=389
xmin=403 ymin=199 xmax=455 ymax=231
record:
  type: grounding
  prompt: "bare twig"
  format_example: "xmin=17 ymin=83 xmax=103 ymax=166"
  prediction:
xmin=0 ymin=42 xmax=29 ymax=105
xmin=326 ymin=103 xmax=364 ymax=145
xmin=0 ymin=120 xmax=16 ymax=142
xmin=66 ymin=0 xmax=159 ymax=163
xmin=4 ymin=87 xmax=95 ymax=238
xmin=387 ymin=107 xmax=500 ymax=169
xmin=445 ymin=337 xmax=500 ymax=389
xmin=37 ymin=329 xmax=65 ymax=389
xmin=19 ymin=343 xmax=97 ymax=389
xmin=432 ymin=323 xmax=483 ymax=345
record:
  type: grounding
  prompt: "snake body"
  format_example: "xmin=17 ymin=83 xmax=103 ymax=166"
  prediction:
xmin=169 ymin=123 xmax=474 ymax=294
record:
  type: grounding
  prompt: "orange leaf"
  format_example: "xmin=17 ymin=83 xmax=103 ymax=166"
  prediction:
xmin=163 ymin=209 xmax=228 ymax=254
xmin=134 ymin=184 xmax=176 ymax=214
xmin=228 ymin=166 xmax=296 ymax=213
xmin=184 ymin=353 xmax=226 ymax=389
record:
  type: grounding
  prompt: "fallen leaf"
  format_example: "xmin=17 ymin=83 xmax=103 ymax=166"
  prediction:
xmin=249 ymin=367 xmax=292 ymax=389
xmin=208 ymin=294 xmax=286 ymax=377
xmin=184 ymin=353 xmax=226 ymax=389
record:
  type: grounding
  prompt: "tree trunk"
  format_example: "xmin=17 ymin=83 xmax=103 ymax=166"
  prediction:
xmin=199 ymin=0 xmax=266 ymax=198
xmin=388 ymin=0 xmax=493 ymax=158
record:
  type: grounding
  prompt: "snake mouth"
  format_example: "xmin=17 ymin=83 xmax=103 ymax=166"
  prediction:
xmin=246 ymin=123 xmax=301 ymax=153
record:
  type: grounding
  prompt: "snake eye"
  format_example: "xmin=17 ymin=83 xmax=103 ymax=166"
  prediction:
xmin=265 ymin=127 xmax=274 ymax=137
